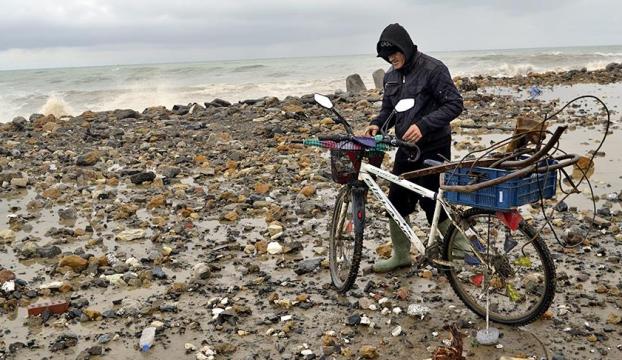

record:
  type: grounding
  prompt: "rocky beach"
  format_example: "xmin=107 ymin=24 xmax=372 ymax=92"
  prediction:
xmin=1 ymin=64 xmax=622 ymax=360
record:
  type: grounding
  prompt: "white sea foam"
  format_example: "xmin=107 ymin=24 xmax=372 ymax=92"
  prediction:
xmin=40 ymin=96 xmax=74 ymax=118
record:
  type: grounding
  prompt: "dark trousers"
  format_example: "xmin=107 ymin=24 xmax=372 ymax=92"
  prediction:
xmin=388 ymin=141 xmax=451 ymax=224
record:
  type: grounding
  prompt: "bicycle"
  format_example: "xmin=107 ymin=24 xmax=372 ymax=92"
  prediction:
xmin=298 ymin=94 xmax=579 ymax=326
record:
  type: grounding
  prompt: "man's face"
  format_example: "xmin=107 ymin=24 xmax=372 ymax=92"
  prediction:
xmin=388 ymin=52 xmax=406 ymax=70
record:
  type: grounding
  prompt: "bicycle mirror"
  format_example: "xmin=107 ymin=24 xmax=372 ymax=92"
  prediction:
xmin=395 ymin=98 xmax=415 ymax=112
xmin=314 ymin=94 xmax=333 ymax=109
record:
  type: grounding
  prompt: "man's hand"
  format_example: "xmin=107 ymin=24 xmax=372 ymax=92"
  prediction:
xmin=403 ymin=124 xmax=422 ymax=143
xmin=363 ymin=125 xmax=380 ymax=137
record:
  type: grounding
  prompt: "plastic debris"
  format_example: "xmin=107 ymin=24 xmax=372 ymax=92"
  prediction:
xmin=139 ymin=326 xmax=156 ymax=351
xmin=1 ymin=280 xmax=15 ymax=293
xmin=528 ymin=85 xmax=542 ymax=98
xmin=476 ymin=327 xmax=499 ymax=345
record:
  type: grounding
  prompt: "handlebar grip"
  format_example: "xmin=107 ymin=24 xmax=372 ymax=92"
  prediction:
xmin=423 ymin=159 xmax=442 ymax=167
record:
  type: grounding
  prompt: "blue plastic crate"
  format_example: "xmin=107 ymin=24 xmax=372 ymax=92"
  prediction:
xmin=443 ymin=160 xmax=557 ymax=211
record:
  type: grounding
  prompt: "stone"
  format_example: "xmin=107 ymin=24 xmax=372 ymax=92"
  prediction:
xmin=255 ymin=182 xmax=271 ymax=194
xmin=76 ymin=151 xmax=100 ymax=166
xmin=147 ymin=195 xmax=166 ymax=209
xmin=209 ymin=98 xmax=231 ymax=107
xmin=0 ymin=229 xmax=16 ymax=243
xmin=152 ymin=267 xmax=167 ymax=279
xmin=0 ymin=269 xmax=16 ymax=283
xmin=113 ymin=109 xmax=139 ymax=119
xmin=396 ymin=287 xmax=410 ymax=300
xmin=116 ymin=229 xmax=146 ymax=241
xmin=419 ymin=269 xmax=433 ymax=279
xmin=58 ymin=208 xmax=77 ymax=221
xmin=222 ymin=210 xmax=239 ymax=222
xmin=267 ymin=242 xmax=283 ymax=255
xmin=606 ymin=313 xmax=621 ymax=325
xmin=83 ymin=308 xmax=102 ymax=320
xmin=33 ymin=114 xmax=55 ymax=129
xmin=375 ymin=242 xmax=392 ymax=258
xmin=11 ymin=116 xmax=28 ymax=130
xmin=282 ymin=103 xmax=305 ymax=113
xmin=254 ymin=240 xmax=268 ymax=254
xmin=130 ymin=171 xmax=156 ymax=184
xmin=267 ymin=222 xmax=284 ymax=237
xmin=160 ymin=166 xmax=181 ymax=179
xmin=10 ymin=177 xmax=28 ymax=188
xmin=372 ymin=69 xmax=385 ymax=89
xmin=407 ymin=304 xmax=431 ymax=318
xmin=346 ymin=74 xmax=367 ymax=93
xmin=300 ymin=185 xmax=316 ymax=197
xmin=293 ymin=258 xmax=322 ymax=275
xmin=192 ymin=262 xmax=211 ymax=280
xmin=359 ymin=345 xmax=378 ymax=359
xmin=391 ymin=325 xmax=402 ymax=337
xmin=554 ymin=201 xmax=568 ymax=212
xmin=59 ymin=255 xmax=88 ymax=272
xmin=37 ymin=245 xmax=62 ymax=258
xmin=49 ymin=333 xmax=79 ymax=352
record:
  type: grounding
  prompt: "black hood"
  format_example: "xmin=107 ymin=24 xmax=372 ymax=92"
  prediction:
xmin=376 ymin=23 xmax=418 ymax=71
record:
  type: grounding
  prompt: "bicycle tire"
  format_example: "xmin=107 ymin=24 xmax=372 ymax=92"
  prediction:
xmin=329 ymin=185 xmax=364 ymax=293
xmin=442 ymin=208 xmax=556 ymax=326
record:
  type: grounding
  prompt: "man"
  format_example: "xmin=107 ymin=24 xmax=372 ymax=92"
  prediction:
xmin=364 ymin=23 xmax=463 ymax=273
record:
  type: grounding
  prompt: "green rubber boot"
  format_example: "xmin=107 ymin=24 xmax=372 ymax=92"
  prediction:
xmin=373 ymin=218 xmax=412 ymax=273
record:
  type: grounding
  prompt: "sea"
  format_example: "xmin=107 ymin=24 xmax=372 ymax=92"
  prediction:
xmin=1 ymin=45 xmax=621 ymax=122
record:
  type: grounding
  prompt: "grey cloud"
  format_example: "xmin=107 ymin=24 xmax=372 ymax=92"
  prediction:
xmin=0 ymin=0 xmax=620 ymax=69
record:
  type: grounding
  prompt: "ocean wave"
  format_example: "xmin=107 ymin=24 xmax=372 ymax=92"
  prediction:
xmin=594 ymin=52 xmax=622 ymax=57
xmin=40 ymin=96 xmax=74 ymax=118
xmin=232 ymin=64 xmax=267 ymax=72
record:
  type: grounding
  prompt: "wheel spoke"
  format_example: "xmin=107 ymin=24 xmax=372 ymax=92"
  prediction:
xmin=444 ymin=209 xmax=555 ymax=325
xmin=329 ymin=186 xmax=363 ymax=292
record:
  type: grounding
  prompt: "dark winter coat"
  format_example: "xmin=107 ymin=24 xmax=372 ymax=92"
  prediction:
xmin=371 ymin=24 xmax=463 ymax=150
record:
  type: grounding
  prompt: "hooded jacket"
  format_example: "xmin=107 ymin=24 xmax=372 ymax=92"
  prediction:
xmin=371 ymin=24 xmax=463 ymax=151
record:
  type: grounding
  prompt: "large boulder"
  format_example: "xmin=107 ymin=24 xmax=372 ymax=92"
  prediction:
xmin=346 ymin=74 xmax=367 ymax=93
xmin=372 ymin=69 xmax=385 ymax=89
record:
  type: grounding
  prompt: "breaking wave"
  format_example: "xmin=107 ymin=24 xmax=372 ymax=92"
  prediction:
xmin=40 ymin=96 xmax=74 ymax=118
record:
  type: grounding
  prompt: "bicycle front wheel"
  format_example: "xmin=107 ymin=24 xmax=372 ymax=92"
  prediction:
xmin=329 ymin=185 xmax=364 ymax=293
xmin=443 ymin=208 xmax=556 ymax=326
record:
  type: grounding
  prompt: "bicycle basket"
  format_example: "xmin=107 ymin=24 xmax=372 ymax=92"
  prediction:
xmin=330 ymin=149 xmax=385 ymax=184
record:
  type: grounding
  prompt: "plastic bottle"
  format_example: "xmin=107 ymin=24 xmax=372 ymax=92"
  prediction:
xmin=139 ymin=326 xmax=156 ymax=351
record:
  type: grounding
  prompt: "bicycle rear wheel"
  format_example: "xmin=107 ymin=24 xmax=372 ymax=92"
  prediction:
xmin=329 ymin=185 xmax=364 ymax=292
xmin=442 ymin=208 xmax=556 ymax=326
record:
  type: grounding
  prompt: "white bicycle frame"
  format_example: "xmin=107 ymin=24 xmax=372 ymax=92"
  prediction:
xmin=358 ymin=161 xmax=454 ymax=255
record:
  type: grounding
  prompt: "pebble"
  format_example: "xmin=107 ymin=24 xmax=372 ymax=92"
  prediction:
xmin=391 ymin=325 xmax=402 ymax=336
xmin=116 ymin=229 xmax=146 ymax=241
xmin=267 ymin=242 xmax=283 ymax=255
xmin=0 ymin=229 xmax=16 ymax=243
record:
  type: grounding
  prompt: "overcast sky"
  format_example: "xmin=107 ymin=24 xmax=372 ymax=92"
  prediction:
xmin=0 ymin=0 xmax=620 ymax=70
